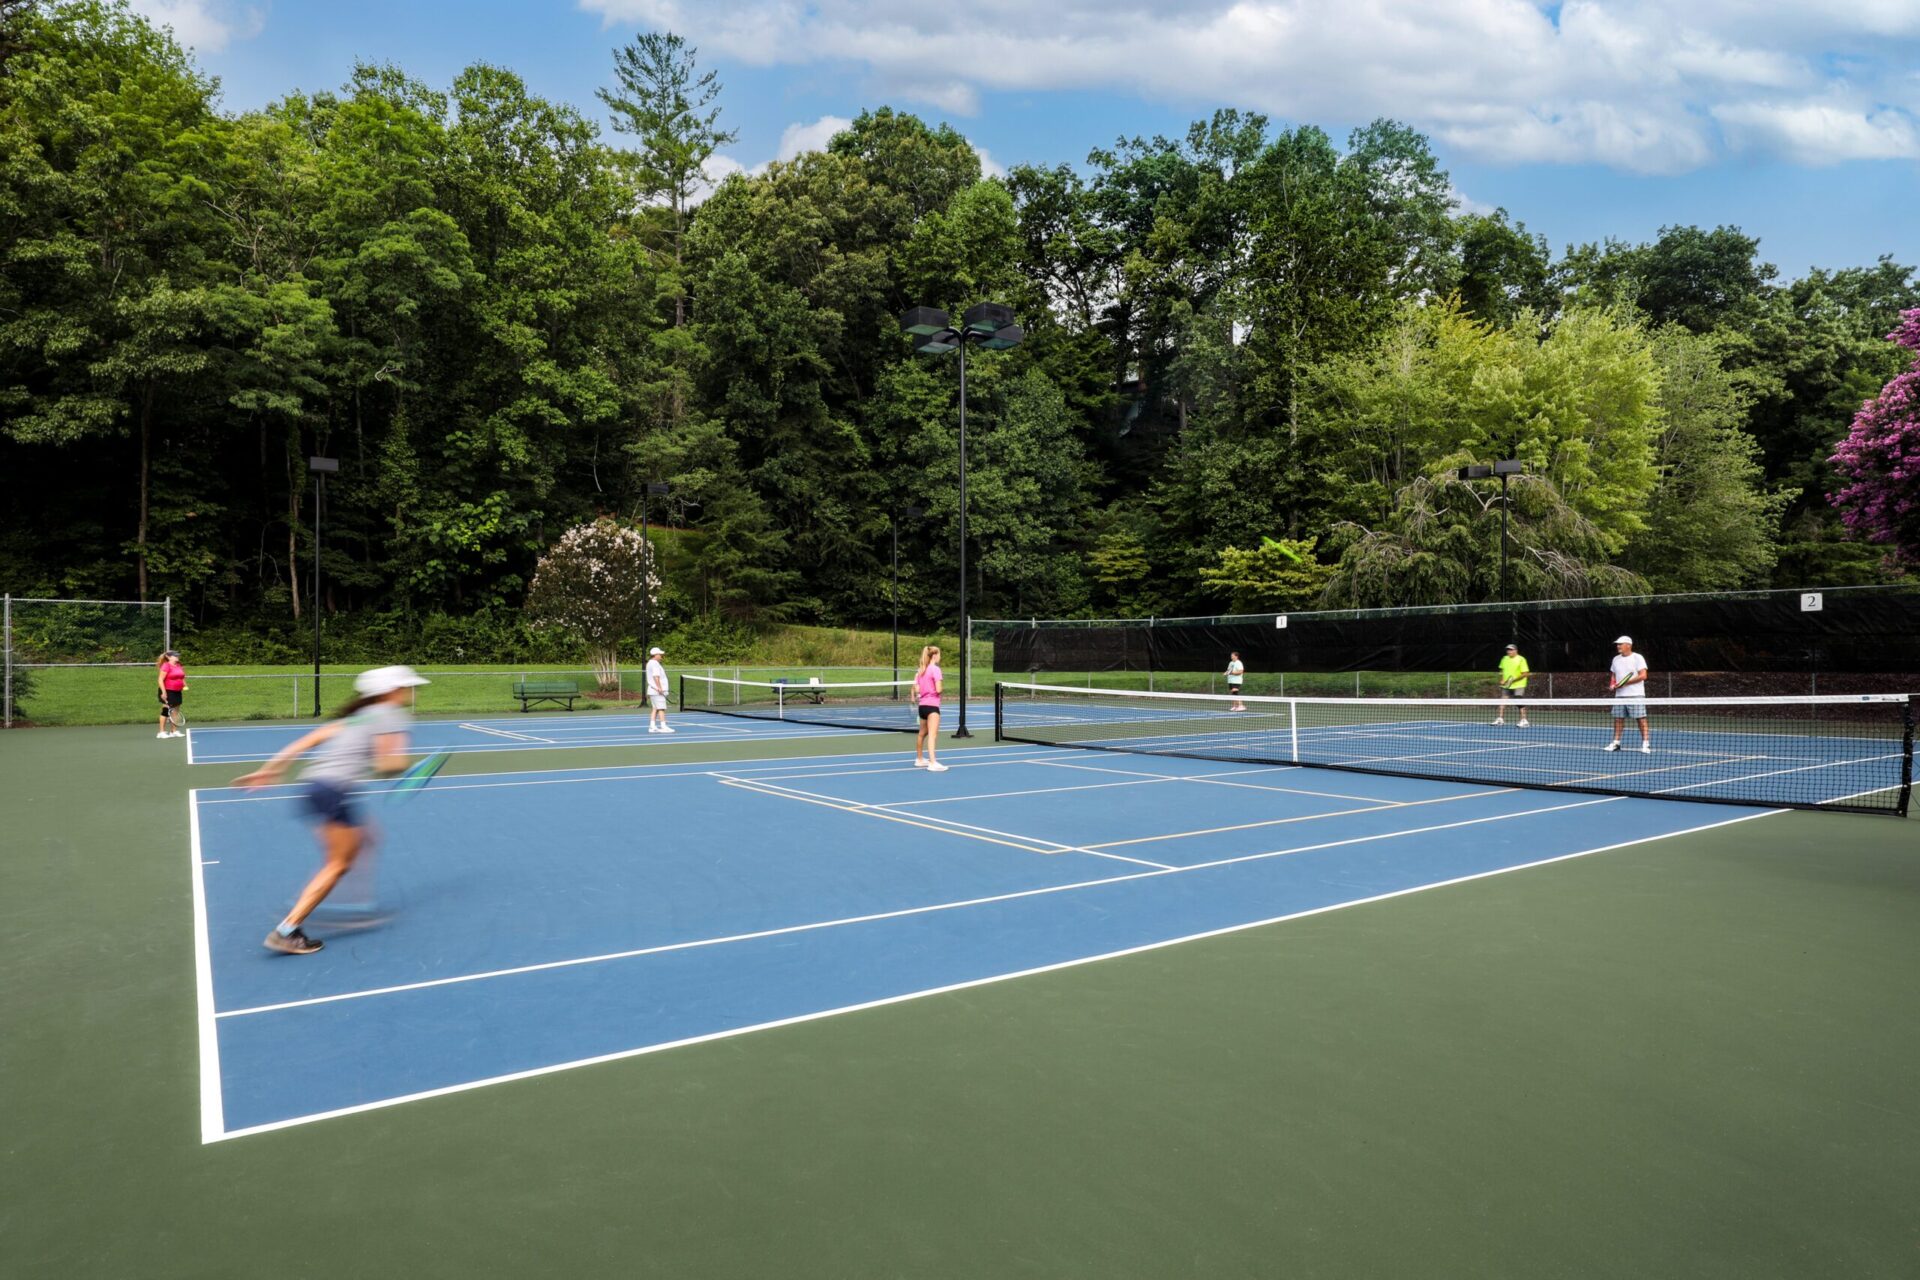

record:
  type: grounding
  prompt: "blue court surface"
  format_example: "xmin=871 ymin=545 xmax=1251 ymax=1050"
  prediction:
xmin=188 ymin=741 xmax=1779 ymax=1141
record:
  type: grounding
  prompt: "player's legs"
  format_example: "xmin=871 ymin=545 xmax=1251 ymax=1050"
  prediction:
xmin=285 ymin=821 xmax=364 ymax=926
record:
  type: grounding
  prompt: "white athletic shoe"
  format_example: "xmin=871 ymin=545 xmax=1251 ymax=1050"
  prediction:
xmin=1604 ymin=741 xmax=1620 ymax=752
xmin=157 ymin=730 xmax=169 ymax=738
xmin=926 ymin=761 xmax=949 ymax=772
xmin=658 ymin=726 xmax=674 ymax=734
xmin=1518 ymin=719 xmax=1529 ymax=728
xmin=914 ymin=759 xmax=928 ymax=768
xmin=646 ymin=726 xmax=660 ymax=733
xmin=1639 ymin=744 xmax=1651 ymax=754
xmin=1491 ymin=718 xmax=1504 ymax=726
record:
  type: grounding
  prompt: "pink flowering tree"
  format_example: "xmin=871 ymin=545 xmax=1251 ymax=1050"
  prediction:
xmin=524 ymin=518 xmax=660 ymax=688
xmin=1829 ymin=308 xmax=1920 ymax=565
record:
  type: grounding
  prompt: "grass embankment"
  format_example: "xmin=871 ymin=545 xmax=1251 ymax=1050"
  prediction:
xmin=10 ymin=621 xmax=1506 ymax=727
xmin=9 ymin=624 xmax=993 ymax=726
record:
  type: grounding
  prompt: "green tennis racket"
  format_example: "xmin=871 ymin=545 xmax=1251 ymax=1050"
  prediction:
xmin=388 ymin=750 xmax=450 ymax=803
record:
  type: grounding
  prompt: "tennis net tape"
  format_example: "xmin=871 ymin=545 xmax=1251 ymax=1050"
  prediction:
xmin=994 ymin=683 xmax=1915 ymax=815
xmin=680 ymin=674 xmax=921 ymax=733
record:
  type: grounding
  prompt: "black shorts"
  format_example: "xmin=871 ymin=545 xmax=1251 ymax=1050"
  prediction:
xmin=1227 ymin=683 xmax=1242 ymax=695
xmin=301 ymin=780 xmax=362 ymax=827
xmin=158 ymin=688 xmax=184 ymax=709
xmin=917 ymin=703 xmax=940 ymax=720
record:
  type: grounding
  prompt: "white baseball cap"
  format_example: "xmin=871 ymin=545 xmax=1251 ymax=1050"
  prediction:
xmin=354 ymin=664 xmax=430 ymax=695
xmin=1505 ymin=643 xmax=1518 ymax=651
xmin=649 ymin=647 xmax=664 ymax=655
xmin=1614 ymin=635 xmax=1633 ymax=645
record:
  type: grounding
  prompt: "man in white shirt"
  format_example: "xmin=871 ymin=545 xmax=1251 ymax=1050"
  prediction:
xmin=1605 ymin=635 xmax=1650 ymax=754
xmin=1225 ymin=652 xmax=1246 ymax=711
xmin=645 ymin=646 xmax=673 ymax=734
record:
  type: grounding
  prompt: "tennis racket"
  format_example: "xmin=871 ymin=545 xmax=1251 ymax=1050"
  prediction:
xmin=387 ymin=750 xmax=450 ymax=804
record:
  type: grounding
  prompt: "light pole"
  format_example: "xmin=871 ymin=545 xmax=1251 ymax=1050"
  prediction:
xmin=639 ymin=481 xmax=670 ymax=665
xmin=899 ymin=302 xmax=1024 ymax=737
xmin=1457 ymin=459 xmax=1524 ymax=604
xmin=891 ymin=504 xmax=926 ymax=688
xmin=308 ymin=456 xmax=338 ymax=716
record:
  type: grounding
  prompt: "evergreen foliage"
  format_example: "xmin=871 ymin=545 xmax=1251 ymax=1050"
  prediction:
xmin=0 ymin=1 xmax=1910 ymax=655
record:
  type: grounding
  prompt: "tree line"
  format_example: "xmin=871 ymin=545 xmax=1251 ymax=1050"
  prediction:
xmin=2 ymin=0 xmax=1914 ymax=658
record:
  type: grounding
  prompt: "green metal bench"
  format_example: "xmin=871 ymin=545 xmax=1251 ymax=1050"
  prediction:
xmin=512 ymin=678 xmax=581 ymax=711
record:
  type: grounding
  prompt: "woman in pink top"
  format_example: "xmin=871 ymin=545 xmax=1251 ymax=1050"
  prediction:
xmin=913 ymin=644 xmax=948 ymax=772
xmin=156 ymin=650 xmax=188 ymax=739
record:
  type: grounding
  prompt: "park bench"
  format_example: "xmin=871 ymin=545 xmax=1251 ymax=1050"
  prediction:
xmin=512 ymin=678 xmax=581 ymax=711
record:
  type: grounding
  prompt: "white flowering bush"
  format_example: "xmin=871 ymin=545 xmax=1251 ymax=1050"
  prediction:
xmin=524 ymin=518 xmax=661 ymax=688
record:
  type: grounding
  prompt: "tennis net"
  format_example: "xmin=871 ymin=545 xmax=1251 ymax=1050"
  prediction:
xmin=995 ymin=682 xmax=1916 ymax=815
xmin=680 ymin=674 xmax=921 ymax=733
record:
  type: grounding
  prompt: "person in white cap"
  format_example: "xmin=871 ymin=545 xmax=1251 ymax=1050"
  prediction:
xmin=234 ymin=665 xmax=430 ymax=954
xmin=1605 ymin=636 xmax=1651 ymax=754
xmin=644 ymin=645 xmax=673 ymax=733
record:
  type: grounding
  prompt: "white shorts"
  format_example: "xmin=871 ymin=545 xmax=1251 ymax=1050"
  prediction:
xmin=649 ymin=694 xmax=668 ymax=710
xmin=1612 ymin=699 xmax=1647 ymax=719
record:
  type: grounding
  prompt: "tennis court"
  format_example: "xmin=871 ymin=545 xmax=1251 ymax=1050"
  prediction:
xmin=7 ymin=686 xmax=1920 ymax=1277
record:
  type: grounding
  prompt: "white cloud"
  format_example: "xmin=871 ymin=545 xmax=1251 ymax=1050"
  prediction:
xmin=576 ymin=0 xmax=1920 ymax=173
xmin=127 ymin=0 xmax=262 ymax=53
xmin=774 ymin=115 xmax=853 ymax=161
xmin=1715 ymin=98 xmax=1920 ymax=165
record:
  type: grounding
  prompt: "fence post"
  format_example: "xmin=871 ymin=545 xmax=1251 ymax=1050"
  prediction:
xmin=164 ymin=596 xmax=172 ymax=654
xmin=3 ymin=594 xmax=11 ymax=728
xmin=292 ymin=677 xmax=298 ymax=718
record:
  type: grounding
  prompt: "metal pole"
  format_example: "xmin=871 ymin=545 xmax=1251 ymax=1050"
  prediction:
xmin=1499 ymin=472 xmax=1511 ymax=605
xmin=164 ymin=596 xmax=171 ymax=654
xmin=954 ymin=339 xmax=972 ymax=737
xmin=311 ymin=473 xmax=322 ymax=717
xmin=640 ymin=490 xmax=651 ymax=665
xmin=3 ymin=594 xmax=11 ymax=728
xmin=891 ymin=511 xmax=900 ymax=690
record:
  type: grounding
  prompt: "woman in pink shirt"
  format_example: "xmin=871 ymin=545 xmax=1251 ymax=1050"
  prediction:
xmin=913 ymin=644 xmax=948 ymax=772
xmin=156 ymin=650 xmax=188 ymax=739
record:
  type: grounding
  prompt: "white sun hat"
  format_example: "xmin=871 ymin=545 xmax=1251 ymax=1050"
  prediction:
xmin=1614 ymin=635 xmax=1633 ymax=645
xmin=355 ymin=664 xmax=431 ymax=695
xmin=649 ymin=647 xmax=664 ymax=655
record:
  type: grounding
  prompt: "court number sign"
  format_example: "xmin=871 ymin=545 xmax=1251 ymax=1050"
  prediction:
xmin=1274 ymin=615 xmax=1288 ymax=629
xmin=1800 ymin=593 xmax=1823 ymax=612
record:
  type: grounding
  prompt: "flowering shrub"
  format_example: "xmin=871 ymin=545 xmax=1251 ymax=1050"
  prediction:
xmin=1830 ymin=309 xmax=1920 ymax=566
xmin=523 ymin=519 xmax=661 ymax=687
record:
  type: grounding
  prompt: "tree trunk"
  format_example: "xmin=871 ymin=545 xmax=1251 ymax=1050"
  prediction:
xmin=136 ymin=383 xmax=153 ymax=600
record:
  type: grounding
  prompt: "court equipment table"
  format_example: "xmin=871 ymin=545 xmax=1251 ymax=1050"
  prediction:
xmin=995 ymin=683 xmax=1915 ymax=815
xmin=681 ymin=674 xmax=919 ymax=733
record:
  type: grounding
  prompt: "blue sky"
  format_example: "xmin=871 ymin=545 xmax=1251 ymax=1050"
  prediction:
xmin=138 ymin=0 xmax=1920 ymax=278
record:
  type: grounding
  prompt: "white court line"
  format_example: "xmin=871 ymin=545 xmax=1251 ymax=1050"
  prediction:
xmin=1085 ymin=786 xmax=1520 ymax=850
xmin=458 ymin=722 xmax=552 ymax=743
xmin=715 ymin=774 xmax=1176 ymax=870
xmin=190 ymin=744 xmax=1057 ymax=803
xmin=201 ymin=802 xmax=1784 ymax=1142
xmin=1032 ymin=756 xmax=1395 ymax=804
xmin=185 ymin=730 xmax=835 ymax=764
xmin=187 ymin=795 xmax=225 ymax=1143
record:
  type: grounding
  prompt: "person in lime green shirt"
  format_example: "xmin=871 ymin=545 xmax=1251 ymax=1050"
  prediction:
xmin=1492 ymin=643 xmax=1530 ymax=727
